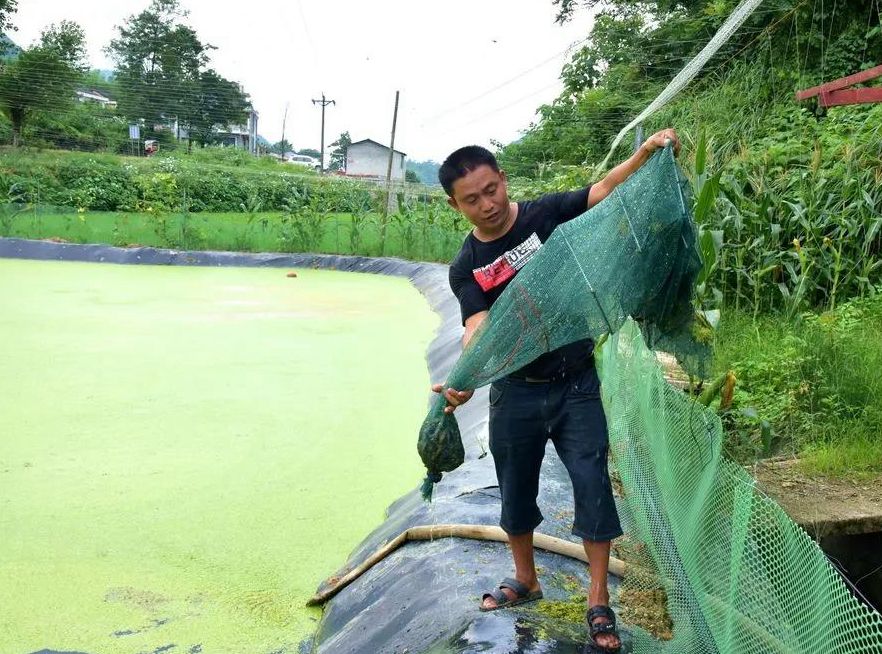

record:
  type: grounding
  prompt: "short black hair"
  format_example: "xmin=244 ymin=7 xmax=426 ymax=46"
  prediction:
xmin=438 ymin=145 xmax=500 ymax=197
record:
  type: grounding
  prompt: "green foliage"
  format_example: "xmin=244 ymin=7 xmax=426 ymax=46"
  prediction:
xmin=328 ymin=131 xmax=350 ymax=171
xmin=0 ymin=21 xmax=86 ymax=145
xmin=503 ymin=0 xmax=882 ymax=314
xmin=0 ymin=0 xmax=18 ymax=33
xmin=406 ymin=159 xmax=441 ymax=186
xmin=278 ymin=195 xmax=325 ymax=253
xmin=0 ymin=149 xmax=364 ymax=213
xmin=106 ymin=0 xmax=250 ymax=147
xmin=55 ymin=157 xmax=139 ymax=210
xmin=713 ymin=292 xmax=882 ymax=471
xmin=0 ymin=147 xmax=469 ymax=260
xmin=21 ymin=101 xmax=128 ymax=153
xmin=686 ymin=103 xmax=882 ymax=315
xmin=39 ymin=20 xmax=88 ymax=70
xmin=183 ymin=69 xmax=250 ymax=147
xmin=271 ymin=139 xmax=292 ymax=155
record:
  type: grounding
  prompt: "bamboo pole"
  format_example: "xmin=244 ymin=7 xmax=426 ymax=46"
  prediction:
xmin=306 ymin=523 xmax=627 ymax=606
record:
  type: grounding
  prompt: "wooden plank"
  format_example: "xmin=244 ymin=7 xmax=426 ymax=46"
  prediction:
xmin=821 ymin=87 xmax=882 ymax=107
xmin=795 ymin=64 xmax=882 ymax=100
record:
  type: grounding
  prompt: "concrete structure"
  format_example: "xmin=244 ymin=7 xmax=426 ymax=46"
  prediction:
xmin=345 ymin=139 xmax=406 ymax=180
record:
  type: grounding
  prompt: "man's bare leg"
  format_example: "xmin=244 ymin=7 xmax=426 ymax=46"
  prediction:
xmin=584 ymin=539 xmax=620 ymax=650
xmin=481 ymin=531 xmax=542 ymax=609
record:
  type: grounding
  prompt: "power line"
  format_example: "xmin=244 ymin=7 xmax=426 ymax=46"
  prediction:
xmin=420 ymin=36 xmax=591 ymax=126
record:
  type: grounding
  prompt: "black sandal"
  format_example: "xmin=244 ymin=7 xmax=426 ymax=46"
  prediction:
xmin=584 ymin=604 xmax=622 ymax=653
xmin=479 ymin=577 xmax=543 ymax=612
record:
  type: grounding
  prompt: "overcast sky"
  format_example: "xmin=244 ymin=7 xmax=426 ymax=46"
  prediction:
xmin=11 ymin=0 xmax=595 ymax=162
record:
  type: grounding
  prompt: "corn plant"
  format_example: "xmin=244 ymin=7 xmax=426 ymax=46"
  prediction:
xmin=278 ymin=195 xmax=325 ymax=254
xmin=390 ymin=196 xmax=420 ymax=259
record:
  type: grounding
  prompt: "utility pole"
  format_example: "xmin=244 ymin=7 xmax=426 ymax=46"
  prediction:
xmin=312 ymin=93 xmax=335 ymax=172
xmin=384 ymin=90 xmax=400 ymax=192
xmin=281 ymin=102 xmax=289 ymax=160
xmin=381 ymin=90 xmax=400 ymax=253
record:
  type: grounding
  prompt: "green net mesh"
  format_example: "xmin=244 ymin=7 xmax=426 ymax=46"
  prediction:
xmin=601 ymin=320 xmax=882 ymax=652
xmin=418 ymin=146 xmax=709 ymax=495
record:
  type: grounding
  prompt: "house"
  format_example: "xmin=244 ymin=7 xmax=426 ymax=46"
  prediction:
xmin=75 ymin=89 xmax=117 ymax=109
xmin=167 ymin=107 xmax=260 ymax=154
xmin=214 ymin=108 xmax=260 ymax=154
xmin=345 ymin=139 xmax=406 ymax=180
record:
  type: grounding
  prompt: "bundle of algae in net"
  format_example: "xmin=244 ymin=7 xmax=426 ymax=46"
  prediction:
xmin=418 ymin=145 xmax=710 ymax=498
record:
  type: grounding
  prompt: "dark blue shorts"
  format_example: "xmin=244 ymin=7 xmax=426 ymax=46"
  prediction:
xmin=488 ymin=366 xmax=623 ymax=542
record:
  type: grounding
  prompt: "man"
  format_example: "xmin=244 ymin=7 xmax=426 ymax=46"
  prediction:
xmin=433 ymin=129 xmax=680 ymax=653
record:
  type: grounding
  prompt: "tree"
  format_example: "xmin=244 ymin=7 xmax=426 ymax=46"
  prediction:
xmin=182 ymin=69 xmax=249 ymax=149
xmin=328 ymin=131 xmax=351 ymax=171
xmin=405 ymin=169 xmax=420 ymax=183
xmin=0 ymin=0 xmax=18 ymax=33
xmin=297 ymin=148 xmax=321 ymax=159
xmin=271 ymin=139 xmax=292 ymax=155
xmin=40 ymin=19 xmax=88 ymax=69
xmin=107 ymin=0 xmax=212 ymax=129
xmin=0 ymin=21 xmax=86 ymax=146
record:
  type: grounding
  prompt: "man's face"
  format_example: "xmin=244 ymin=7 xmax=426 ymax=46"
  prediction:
xmin=448 ymin=165 xmax=511 ymax=238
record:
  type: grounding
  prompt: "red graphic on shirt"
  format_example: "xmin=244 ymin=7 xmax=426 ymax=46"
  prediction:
xmin=473 ymin=232 xmax=542 ymax=292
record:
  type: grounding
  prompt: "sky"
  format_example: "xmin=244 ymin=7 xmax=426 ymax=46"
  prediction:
xmin=10 ymin=0 xmax=595 ymax=162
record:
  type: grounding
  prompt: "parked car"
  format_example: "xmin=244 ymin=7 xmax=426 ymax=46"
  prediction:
xmin=286 ymin=154 xmax=321 ymax=171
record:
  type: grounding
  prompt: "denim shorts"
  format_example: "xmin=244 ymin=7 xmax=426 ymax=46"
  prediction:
xmin=488 ymin=365 xmax=623 ymax=542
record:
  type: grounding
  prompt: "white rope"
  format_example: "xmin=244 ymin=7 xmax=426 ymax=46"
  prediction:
xmin=599 ymin=0 xmax=766 ymax=169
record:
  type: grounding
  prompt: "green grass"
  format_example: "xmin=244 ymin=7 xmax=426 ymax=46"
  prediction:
xmin=0 ymin=258 xmax=437 ymax=653
xmin=712 ymin=294 xmax=882 ymax=476
xmin=0 ymin=206 xmax=468 ymax=262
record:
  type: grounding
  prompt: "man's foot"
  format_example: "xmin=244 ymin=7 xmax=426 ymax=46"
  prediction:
xmin=480 ymin=576 xmax=542 ymax=611
xmin=586 ymin=604 xmax=621 ymax=652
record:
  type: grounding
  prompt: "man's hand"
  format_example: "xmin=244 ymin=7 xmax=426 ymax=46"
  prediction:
xmin=431 ymin=384 xmax=474 ymax=414
xmin=642 ymin=128 xmax=681 ymax=157
xmin=588 ymin=127 xmax=681 ymax=208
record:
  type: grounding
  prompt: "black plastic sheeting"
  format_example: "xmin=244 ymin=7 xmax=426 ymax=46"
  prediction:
xmin=2 ymin=238 xmax=631 ymax=654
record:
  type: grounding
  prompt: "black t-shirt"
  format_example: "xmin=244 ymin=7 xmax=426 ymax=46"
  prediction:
xmin=449 ymin=187 xmax=595 ymax=378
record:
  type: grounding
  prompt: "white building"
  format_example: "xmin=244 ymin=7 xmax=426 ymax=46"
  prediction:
xmin=215 ymin=108 xmax=260 ymax=154
xmin=345 ymin=139 xmax=406 ymax=180
xmin=169 ymin=108 xmax=260 ymax=154
xmin=75 ymin=89 xmax=117 ymax=109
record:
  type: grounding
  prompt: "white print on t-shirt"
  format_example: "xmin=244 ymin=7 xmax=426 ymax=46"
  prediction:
xmin=472 ymin=232 xmax=543 ymax=292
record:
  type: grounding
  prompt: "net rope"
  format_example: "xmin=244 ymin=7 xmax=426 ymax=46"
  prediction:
xmin=599 ymin=0 xmax=766 ymax=169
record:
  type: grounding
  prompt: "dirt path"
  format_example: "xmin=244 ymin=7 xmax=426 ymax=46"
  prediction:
xmin=751 ymin=459 xmax=882 ymax=537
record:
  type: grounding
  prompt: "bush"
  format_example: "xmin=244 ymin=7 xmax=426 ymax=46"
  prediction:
xmin=55 ymin=158 xmax=138 ymax=211
xmin=714 ymin=290 xmax=882 ymax=471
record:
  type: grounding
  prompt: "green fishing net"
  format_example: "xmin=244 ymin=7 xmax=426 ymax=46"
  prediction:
xmin=418 ymin=145 xmax=709 ymax=497
xmin=601 ymin=320 xmax=882 ymax=652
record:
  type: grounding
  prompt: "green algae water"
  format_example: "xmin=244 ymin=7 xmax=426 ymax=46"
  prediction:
xmin=0 ymin=258 xmax=436 ymax=653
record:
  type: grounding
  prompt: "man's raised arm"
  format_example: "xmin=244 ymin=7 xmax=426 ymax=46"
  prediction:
xmin=587 ymin=128 xmax=680 ymax=209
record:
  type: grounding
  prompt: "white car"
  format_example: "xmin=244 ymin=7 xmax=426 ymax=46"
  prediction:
xmin=286 ymin=154 xmax=321 ymax=171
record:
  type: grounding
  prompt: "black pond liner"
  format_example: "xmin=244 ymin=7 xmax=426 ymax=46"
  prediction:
xmin=1 ymin=238 xmax=632 ymax=654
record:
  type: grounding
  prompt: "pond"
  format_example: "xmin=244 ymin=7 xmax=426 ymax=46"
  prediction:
xmin=0 ymin=258 xmax=436 ymax=653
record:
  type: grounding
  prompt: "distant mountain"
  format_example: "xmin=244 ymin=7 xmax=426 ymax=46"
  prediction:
xmin=407 ymin=159 xmax=441 ymax=186
xmin=0 ymin=33 xmax=21 ymax=60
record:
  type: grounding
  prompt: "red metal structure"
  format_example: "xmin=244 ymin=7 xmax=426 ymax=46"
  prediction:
xmin=796 ymin=64 xmax=882 ymax=107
